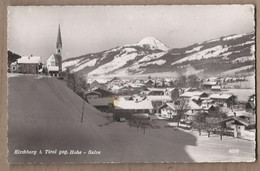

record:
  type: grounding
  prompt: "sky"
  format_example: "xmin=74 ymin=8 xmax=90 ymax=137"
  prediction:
xmin=8 ymin=5 xmax=255 ymax=61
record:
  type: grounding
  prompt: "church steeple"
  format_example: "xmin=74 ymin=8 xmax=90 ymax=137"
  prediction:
xmin=56 ymin=24 xmax=62 ymax=54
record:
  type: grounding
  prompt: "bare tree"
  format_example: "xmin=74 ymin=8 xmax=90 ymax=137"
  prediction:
xmin=204 ymin=108 xmax=227 ymax=139
xmin=175 ymin=98 xmax=189 ymax=129
xmin=193 ymin=111 xmax=207 ymax=136
xmin=127 ymin=116 xmax=153 ymax=134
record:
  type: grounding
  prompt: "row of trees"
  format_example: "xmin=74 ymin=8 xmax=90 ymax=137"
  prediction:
xmin=193 ymin=109 xmax=227 ymax=140
xmin=64 ymin=69 xmax=89 ymax=123
xmin=65 ymin=68 xmax=88 ymax=97
xmin=148 ymin=74 xmax=201 ymax=88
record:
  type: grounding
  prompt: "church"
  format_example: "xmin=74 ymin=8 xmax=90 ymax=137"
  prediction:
xmin=44 ymin=24 xmax=63 ymax=77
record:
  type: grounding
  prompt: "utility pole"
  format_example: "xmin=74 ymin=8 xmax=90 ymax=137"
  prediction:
xmin=81 ymin=98 xmax=85 ymax=123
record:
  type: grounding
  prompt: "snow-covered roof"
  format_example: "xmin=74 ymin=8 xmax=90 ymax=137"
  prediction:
xmin=184 ymin=110 xmax=198 ymax=116
xmin=147 ymin=87 xmax=176 ymax=92
xmin=147 ymin=88 xmax=166 ymax=92
xmin=161 ymin=100 xmax=201 ymax=111
xmin=222 ymin=116 xmax=249 ymax=127
xmin=18 ymin=56 xmax=41 ymax=64
xmin=211 ymin=85 xmax=221 ymax=89
xmin=202 ymin=81 xmax=217 ymax=86
xmin=114 ymin=97 xmax=153 ymax=110
xmin=180 ymin=91 xmax=207 ymax=98
xmin=210 ymin=93 xmax=233 ymax=100
xmin=127 ymin=83 xmax=144 ymax=88
xmin=191 ymin=96 xmax=200 ymax=101
xmin=146 ymin=95 xmax=172 ymax=101
xmin=84 ymin=91 xmax=101 ymax=96
xmin=186 ymin=100 xmax=201 ymax=110
xmin=202 ymin=99 xmax=214 ymax=104
xmin=227 ymin=110 xmax=253 ymax=117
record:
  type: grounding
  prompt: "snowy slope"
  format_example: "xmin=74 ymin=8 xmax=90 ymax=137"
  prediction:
xmin=63 ymin=32 xmax=255 ymax=77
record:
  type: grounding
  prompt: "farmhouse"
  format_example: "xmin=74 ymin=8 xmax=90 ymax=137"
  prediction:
xmin=180 ymin=91 xmax=208 ymax=99
xmin=210 ymin=93 xmax=236 ymax=107
xmin=159 ymin=100 xmax=201 ymax=119
xmin=144 ymin=79 xmax=154 ymax=87
xmin=113 ymin=97 xmax=153 ymax=120
xmin=84 ymin=91 xmax=101 ymax=101
xmin=93 ymin=88 xmax=114 ymax=98
xmin=147 ymin=88 xmax=179 ymax=100
xmin=107 ymin=77 xmax=124 ymax=87
xmin=245 ymin=94 xmax=255 ymax=113
xmin=86 ymin=88 xmax=115 ymax=112
xmin=159 ymin=102 xmax=178 ymax=119
xmin=221 ymin=116 xmax=254 ymax=138
xmin=202 ymin=81 xmax=218 ymax=89
xmin=90 ymin=80 xmax=106 ymax=90
xmin=17 ymin=55 xmax=42 ymax=74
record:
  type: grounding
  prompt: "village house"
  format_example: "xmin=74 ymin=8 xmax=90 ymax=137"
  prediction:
xmin=86 ymin=88 xmax=115 ymax=112
xmin=159 ymin=100 xmax=201 ymax=120
xmin=90 ymin=80 xmax=106 ymax=90
xmin=209 ymin=93 xmax=236 ymax=107
xmin=245 ymin=94 xmax=256 ymax=114
xmin=106 ymin=77 xmax=124 ymax=87
xmin=93 ymin=88 xmax=114 ymax=98
xmin=221 ymin=115 xmax=255 ymax=139
xmin=113 ymin=96 xmax=153 ymax=121
xmin=147 ymin=88 xmax=179 ymax=100
xmin=202 ymin=81 xmax=218 ymax=89
xmin=44 ymin=25 xmax=63 ymax=77
xmin=201 ymin=99 xmax=215 ymax=109
xmin=159 ymin=102 xmax=178 ymax=119
xmin=211 ymin=85 xmax=221 ymax=91
xmin=183 ymin=110 xmax=206 ymax=121
xmin=144 ymin=79 xmax=154 ymax=88
xmin=116 ymin=83 xmax=145 ymax=95
xmin=180 ymin=91 xmax=208 ymax=99
xmin=84 ymin=90 xmax=101 ymax=101
xmin=17 ymin=55 xmax=42 ymax=74
xmin=144 ymin=88 xmax=177 ymax=113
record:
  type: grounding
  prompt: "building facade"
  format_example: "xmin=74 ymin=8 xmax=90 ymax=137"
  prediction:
xmin=45 ymin=24 xmax=63 ymax=77
xmin=17 ymin=55 xmax=41 ymax=74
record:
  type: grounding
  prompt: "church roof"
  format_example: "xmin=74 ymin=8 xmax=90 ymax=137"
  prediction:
xmin=56 ymin=24 xmax=62 ymax=49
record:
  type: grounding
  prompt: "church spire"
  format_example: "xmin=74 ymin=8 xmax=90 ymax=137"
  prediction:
xmin=56 ymin=24 xmax=62 ymax=54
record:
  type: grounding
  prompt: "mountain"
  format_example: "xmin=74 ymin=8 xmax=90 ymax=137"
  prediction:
xmin=63 ymin=32 xmax=255 ymax=78
xmin=136 ymin=37 xmax=169 ymax=51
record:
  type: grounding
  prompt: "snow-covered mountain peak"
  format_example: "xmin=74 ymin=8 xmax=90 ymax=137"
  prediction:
xmin=136 ymin=37 xmax=169 ymax=51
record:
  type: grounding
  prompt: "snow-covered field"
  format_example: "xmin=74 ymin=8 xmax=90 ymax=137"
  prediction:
xmin=171 ymin=45 xmax=228 ymax=65
xmin=71 ymin=58 xmax=97 ymax=73
xmin=221 ymin=65 xmax=254 ymax=75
